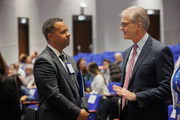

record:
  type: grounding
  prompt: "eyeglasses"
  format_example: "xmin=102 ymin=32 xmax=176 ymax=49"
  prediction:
xmin=120 ymin=22 xmax=134 ymax=28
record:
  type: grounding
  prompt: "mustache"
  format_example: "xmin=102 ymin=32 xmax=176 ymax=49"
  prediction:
xmin=66 ymin=37 xmax=70 ymax=41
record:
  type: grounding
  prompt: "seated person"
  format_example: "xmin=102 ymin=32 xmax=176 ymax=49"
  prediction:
xmin=26 ymin=56 xmax=32 ymax=64
xmin=30 ymin=51 xmax=38 ymax=64
xmin=22 ymin=64 xmax=35 ymax=88
xmin=87 ymin=62 xmax=110 ymax=96
xmin=7 ymin=68 xmax=35 ymax=104
xmin=12 ymin=74 xmax=35 ymax=112
xmin=101 ymin=97 xmax=120 ymax=120
xmin=109 ymin=63 xmax=122 ymax=82
xmin=19 ymin=53 xmax=27 ymax=70
xmin=114 ymin=52 xmax=123 ymax=70
xmin=101 ymin=59 xmax=111 ymax=84
xmin=9 ymin=63 xmax=26 ymax=78
xmin=77 ymin=58 xmax=92 ymax=81
xmin=99 ymin=59 xmax=122 ymax=83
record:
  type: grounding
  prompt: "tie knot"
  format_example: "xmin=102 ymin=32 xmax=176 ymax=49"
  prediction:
xmin=133 ymin=44 xmax=138 ymax=50
xmin=134 ymin=43 xmax=138 ymax=48
xmin=59 ymin=54 xmax=65 ymax=61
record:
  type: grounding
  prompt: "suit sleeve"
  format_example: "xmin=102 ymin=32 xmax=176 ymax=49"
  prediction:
xmin=34 ymin=57 xmax=81 ymax=119
xmin=135 ymin=46 xmax=174 ymax=107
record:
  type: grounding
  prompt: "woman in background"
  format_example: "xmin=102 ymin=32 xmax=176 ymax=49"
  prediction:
xmin=77 ymin=58 xmax=92 ymax=81
xmin=87 ymin=62 xmax=110 ymax=96
xmin=0 ymin=52 xmax=21 ymax=120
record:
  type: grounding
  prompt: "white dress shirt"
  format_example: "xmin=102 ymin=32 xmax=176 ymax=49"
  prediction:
xmin=125 ymin=33 xmax=149 ymax=76
xmin=47 ymin=44 xmax=67 ymax=71
xmin=90 ymin=74 xmax=110 ymax=96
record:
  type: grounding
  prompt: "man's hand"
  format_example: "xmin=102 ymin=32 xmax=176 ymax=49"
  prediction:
xmin=76 ymin=109 xmax=89 ymax=120
xmin=113 ymin=85 xmax=137 ymax=101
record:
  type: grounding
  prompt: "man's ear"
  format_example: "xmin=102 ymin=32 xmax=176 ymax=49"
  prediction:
xmin=47 ymin=33 xmax=53 ymax=41
xmin=137 ymin=22 xmax=142 ymax=30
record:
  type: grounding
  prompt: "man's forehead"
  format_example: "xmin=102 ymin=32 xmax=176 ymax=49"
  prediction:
xmin=121 ymin=14 xmax=130 ymax=21
xmin=54 ymin=21 xmax=67 ymax=28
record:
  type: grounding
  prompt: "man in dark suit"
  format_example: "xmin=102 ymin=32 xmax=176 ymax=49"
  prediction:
xmin=33 ymin=18 xmax=89 ymax=120
xmin=113 ymin=6 xmax=174 ymax=120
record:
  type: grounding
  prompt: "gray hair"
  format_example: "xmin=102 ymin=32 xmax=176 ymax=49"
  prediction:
xmin=114 ymin=52 xmax=122 ymax=57
xmin=26 ymin=64 xmax=34 ymax=70
xmin=121 ymin=6 xmax=150 ymax=31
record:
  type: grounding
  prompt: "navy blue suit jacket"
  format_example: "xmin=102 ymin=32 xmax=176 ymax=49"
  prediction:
xmin=120 ymin=35 xmax=174 ymax=120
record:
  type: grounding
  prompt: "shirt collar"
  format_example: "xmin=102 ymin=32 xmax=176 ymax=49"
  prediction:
xmin=136 ymin=32 xmax=149 ymax=50
xmin=47 ymin=44 xmax=63 ymax=57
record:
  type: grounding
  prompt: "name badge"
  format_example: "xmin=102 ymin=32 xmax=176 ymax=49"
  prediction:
xmin=67 ymin=63 xmax=75 ymax=74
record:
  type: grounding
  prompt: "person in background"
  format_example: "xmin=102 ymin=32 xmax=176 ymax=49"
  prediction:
xmin=113 ymin=6 xmax=174 ymax=120
xmin=7 ymin=66 xmax=17 ymax=77
xmin=77 ymin=58 xmax=92 ymax=81
xmin=114 ymin=52 xmax=123 ymax=70
xmin=7 ymin=67 xmax=35 ymax=104
xmin=19 ymin=53 xmax=27 ymax=69
xmin=102 ymin=59 xmax=111 ymax=84
xmin=31 ymin=51 xmax=38 ymax=63
xmin=101 ymin=96 xmax=120 ymax=120
xmin=9 ymin=63 xmax=26 ymax=78
xmin=109 ymin=62 xmax=122 ymax=82
xmin=0 ymin=52 xmax=21 ymax=120
xmin=22 ymin=64 xmax=35 ymax=88
xmin=26 ymin=56 xmax=32 ymax=64
xmin=87 ymin=62 xmax=110 ymax=96
xmin=13 ymin=74 xmax=35 ymax=104
xmin=99 ymin=59 xmax=122 ymax=83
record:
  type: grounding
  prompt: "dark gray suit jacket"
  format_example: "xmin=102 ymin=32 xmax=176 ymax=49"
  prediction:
xmin=120 ymin=35 xmax=174 ymax=120
xmin=34 ymin=46 xmax=88 ymax=120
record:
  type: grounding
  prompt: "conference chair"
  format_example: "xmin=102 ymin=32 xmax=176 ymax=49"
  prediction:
xmin=87 ymin=94 xmax=103 ymax=120
xmin=21 ymin=88 xmax=38 ymax=117
xmin=72 ymin=55 xmax=81 ymax=63
xmin=85 ymin=81 xmax=91 ymax=88
xmin=25 ymin=105 xmax=38 ymax=120
xmin=108 ymin=82 xmax=121 ymax=95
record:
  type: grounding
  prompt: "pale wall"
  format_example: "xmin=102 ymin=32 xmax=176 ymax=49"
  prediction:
xmin=0 ymin=0 xmax=180 ymax=65
xmin=0 ymin=0 xmax=96 ymax=65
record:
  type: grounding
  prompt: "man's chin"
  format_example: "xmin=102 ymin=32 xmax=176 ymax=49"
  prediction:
xmin=124 ymin=36 xmax=130 ymax=40
xmin=65 ymin=42 xmax=70 ymax=47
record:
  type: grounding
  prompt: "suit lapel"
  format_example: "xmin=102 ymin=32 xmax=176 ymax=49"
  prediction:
xmin=128 ymin=36 xmax=152 ymax=86
xmin=46 ymin=46 xmax=78 ymax=94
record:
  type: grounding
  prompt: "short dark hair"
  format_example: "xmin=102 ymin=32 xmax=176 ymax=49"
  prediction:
xmin=42 ymin=18 xmax=63 ymax=41
xmin=103 ymin=59 xmax=110 ymax=63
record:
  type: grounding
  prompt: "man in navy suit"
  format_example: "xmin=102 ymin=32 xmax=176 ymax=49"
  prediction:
xmin=113 ymin=6 xmax=174 ymax=120
xmin=34 ymin=18 xmax=89 ymax=120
